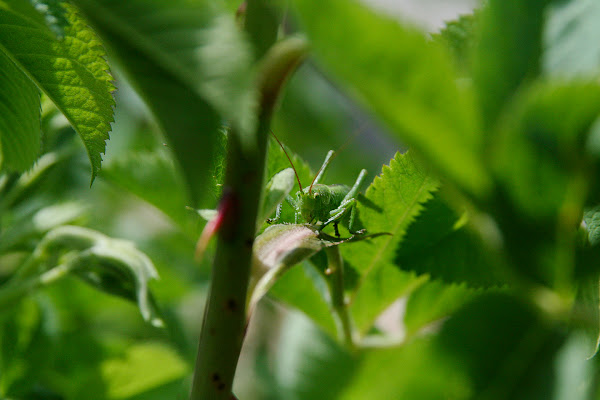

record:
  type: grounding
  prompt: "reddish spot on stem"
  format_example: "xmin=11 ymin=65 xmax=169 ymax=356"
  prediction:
xmin=195 ymin=190 xmax=237 ymax=261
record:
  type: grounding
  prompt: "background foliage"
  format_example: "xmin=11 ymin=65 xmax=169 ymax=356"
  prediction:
xmin=1 ymin=0 xmax=600 ymax=399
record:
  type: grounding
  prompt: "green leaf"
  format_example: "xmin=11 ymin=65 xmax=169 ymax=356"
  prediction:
xmin=345 ymin=293 xmax=565 ymax=399
xmin=72 ymin=0 xmax=256 ymax=135
xmin=339 ymin=338 xmax=470 ymax=400
xmin=492 ymin=81 xmax=600 ymax=222
xmin=544 ymin=0 xmax=600 ymax=78
xmin=270 ymin=263 xmax=338 ymax=337
xmin=435 ymin=293 xmax=564 ymax=399
xmin=471 ymin=0 xmax=550 ymax=128
xmin=0 ymin=51 xmax=40 ymax=171
xmin=272 ymin=311 xmax=358 ymax=400
xmin=101 ymin=150 xmax=193 ymax=235
xmin=490 ymin=81 xmax=600 ymax=283
xmin=403 ymin=280 xmax=481 ymax=337
xmin=251 ymin=224 xmax=377 ymax=317
xmin=101 ymin=342 xmax=188 ymax=400
xmin=70 ymin=0 xmax=254 ymax=206
xmin=393 ymin=193 xmax=509 ymax=287
xmin=0 ymin=0 xmax=115 ymax=181
xmin=251 ymin=224 xmax=326 ymax=313
xmin=264 ymin=136 xmax=313 ymax=224
xmin=29 ymin=0 xmax=71 ymax=37
xmin=0 ymin=201 xmax=86 ymax=254
xmin=430 ymin=13 xmax=477 ymax=73
xmin=572 ymin=276 xmax=600 ymax=358
xmin=38 ymin=226 xmax=163 ymax=326
xmin=260 ymin=168 xmax=295 ymax=223
xmin=293 ymin=0 xmax=488 ymax=197
xmin=553 ymin=333 xmax=595 ymax=400
xmin=584 ymin=206 xmax=600 ymax=246
xmin=342 ymin=152 xmax=437 ymax=334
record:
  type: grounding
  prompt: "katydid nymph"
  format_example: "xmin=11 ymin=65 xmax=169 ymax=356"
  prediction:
xmin=269 ymin=133 xmax=368 ymax=238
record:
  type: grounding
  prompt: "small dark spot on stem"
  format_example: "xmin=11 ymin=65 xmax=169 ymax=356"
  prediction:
xmin=244 ymin=238 xmax=254 ymax=247
xmin=218 ymin=382 xmax=226 ymax=391
xmin=209 ymin=328 xmax=216 ymax=336
xmin=212 ymin=373 xmax=221 ymax=382
xmin=226 ymin=298 xmax=238 ymax=312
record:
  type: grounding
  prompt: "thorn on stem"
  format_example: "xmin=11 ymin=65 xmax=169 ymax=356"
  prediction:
xmin=195 ymin=190 xmax=237 ymax=261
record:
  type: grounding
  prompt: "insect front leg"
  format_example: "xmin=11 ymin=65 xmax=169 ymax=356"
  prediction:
xmin=342 ymin=169 xmax=368 ymax=203
xmin=284 ymin=195 xmax=301 ymax=224
xmin=324 ymin=169 xmax=368 ymax=234
xmin=267 ymin=203 xmax=283 ymax=224
xmin=323 ymin=197 xmax=356 ymax=234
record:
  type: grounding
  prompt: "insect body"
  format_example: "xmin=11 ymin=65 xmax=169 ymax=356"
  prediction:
xmin=270 ymin=144 xmax=368 ymax=237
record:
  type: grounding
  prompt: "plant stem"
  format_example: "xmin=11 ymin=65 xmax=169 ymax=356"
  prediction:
xmin=324 ymin=246 xmax=356 ymax=350
xmin=189 ymin=35 xmax=308 ymax=400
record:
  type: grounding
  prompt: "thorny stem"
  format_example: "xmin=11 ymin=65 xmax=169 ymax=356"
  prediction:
xmin=189 ymin=29 xmax=308 ymax=400
xmin=324 ymin=246 xmax=356 ymax=350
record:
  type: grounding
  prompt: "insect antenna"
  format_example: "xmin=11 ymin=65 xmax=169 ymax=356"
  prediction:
xmin=308 ymin=129 xmax=358 ymax=194
xmin=270 ymin=130 xmax=303 ymax=191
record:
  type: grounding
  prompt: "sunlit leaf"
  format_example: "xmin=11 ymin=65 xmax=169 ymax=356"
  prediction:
xmin=343 ymin=152 xmax=437 ymax=334
xmin=0 ymin=0 xmax=115 ymax=180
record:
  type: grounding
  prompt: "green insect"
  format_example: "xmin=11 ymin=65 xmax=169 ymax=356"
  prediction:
xmin=269 ymin=134 xmax=368 ymax=237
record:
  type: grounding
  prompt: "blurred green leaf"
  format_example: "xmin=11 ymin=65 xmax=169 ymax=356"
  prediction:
xmin=403 ymin=280 xmax=481 ymax=337
xmin=101 ymin=342 xmax=188 ymax=399
xmin=572 ymin=276 xmax=600 ymax=358
xmin=0 ymin=201 xmax=86 ymax=254
xmin=293 ymin=0 xmax=488 ymax=197
xmin=437 ymin=293 xmax=565 ymax=399
xmin=490 ymin=81 xmax=600 ymax=283
xmin=431 ymin=13 xmax=477 ymax=73
xmin=544 ymin=0 xmax=600 ymax=78
xmin=0 ymin=0 xmax=115 ymax=180
xmin=392 ymin=186 xmax=508 ymax=286
xmin=72 ymin=0 xmax=256 ymax=135
xmin=342 ymin=152 xmax=437 ymax=334
xmin=270 ymin=263 xmax=338 ymax=337
xmin=394 ymin=195 xmax=508 ymax=287
xmin=584 ymin=206 xmax=600 ymax=246
xmin=101 ymin=150 xmax=194 ymax=235
xmin=260 ymin=168 xmax=295 ymax=224
xmin=553 ymin=333 xmax=595 ymax=400
xmin=272 ymin=311 xmax=357 ymax=400
xmin=493 ymin=81 xmax=600 ymax=221
xmin=347 ymin=293 xmax=566 ymax=400
xmin=472 ymin=0 xmax=550 ymax=128
xmin=340 ymin=338 xmax=470 ymax=400
xmin=33 ymin=226 xmax=163 ymax=327
xmin=70 ymin=0 xmax=256 ymax=206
